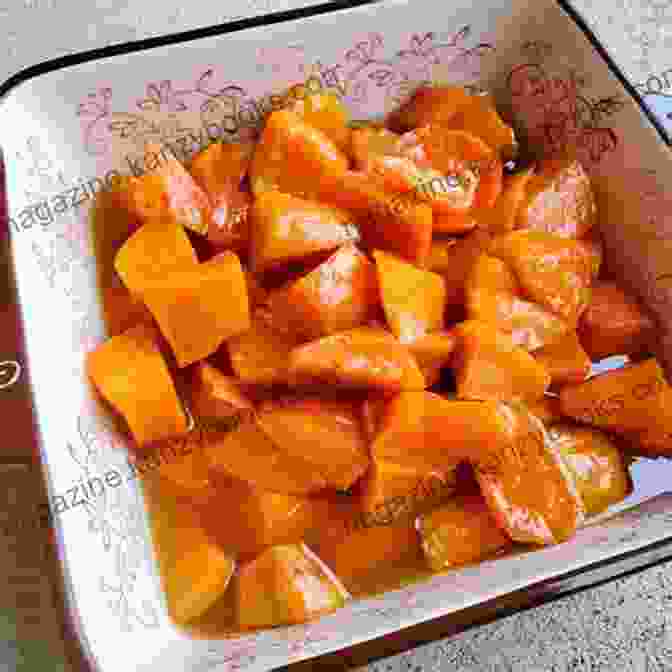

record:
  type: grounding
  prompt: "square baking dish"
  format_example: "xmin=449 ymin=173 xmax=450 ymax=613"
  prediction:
xmin=2 ymin=0 xmax=672 ymax=670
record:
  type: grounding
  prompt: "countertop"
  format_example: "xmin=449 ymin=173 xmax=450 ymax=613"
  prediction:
xmin=1 ymin=0 xmax=672 ymax=670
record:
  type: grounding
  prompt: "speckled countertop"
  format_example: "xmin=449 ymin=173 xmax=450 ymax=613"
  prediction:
xmin=1 ymin=1 xmax=672 ymax=670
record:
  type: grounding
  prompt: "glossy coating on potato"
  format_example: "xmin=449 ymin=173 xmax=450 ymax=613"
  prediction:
xmin=87 ymin=323 xmax=189 ymax=447
xmin=418 ymin=493 xmax=511 ymax=571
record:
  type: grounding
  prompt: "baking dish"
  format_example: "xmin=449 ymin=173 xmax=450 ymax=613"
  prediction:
xmin=2 ymin=0 xmax=672 ymax=670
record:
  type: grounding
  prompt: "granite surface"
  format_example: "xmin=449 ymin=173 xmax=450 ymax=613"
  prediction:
xmin=1 ymin=1 xmax=671 ymax=670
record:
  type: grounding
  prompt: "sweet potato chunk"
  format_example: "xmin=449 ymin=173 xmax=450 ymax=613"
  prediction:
xmin=250 ymin=191 xmax=359 ymax=273
xmin=418 ymin=494 xmax=511 ymax=571
xmin=433 ymin=212 xmax=478 ymax=234
xmin=407 ymin=331 xmax=457 ymax=386
xmin=237 ymin=543 xmax=349 ymax=629
xmin=101 ymin=285 xmax=154 ymax=336
xmin=121 ymin=142 xmax=212 ymax=234
xmin=517 ymin=157 xmax=596 ymax=238
xmin=477 ymin=166 xmax=534 ymax=234
xmin=142 ymin=251 xmax=250 ymax=367
xmin=578 ymin=281 xmax=655 ymax=361
xmin=267 ymin=243 xmax=379 ymax=341
xmin=619 ymin=393 xmax=672 ymax=457
xmin=559 ymin=358 xmax=672 ymax=435
xmin=203 ymin=415 xmax=327 ymax=495
xmin=189 ymin=362 xmax=253 ymax=424
xmin=527 ymin=395 xmax=566 ymax=426
xmin=360 ymin=459 xmax=457 ymax=519
xmin=318 ymin=170 xmax=433 ymax=266
xmin=114 ymin=219 xmax=198 ymax=295
xmin=533 ymin=330 xmax=591 ymax=386
xmin=87 ymin=322 xmax=188 ymax=447
xmin=372 ymin=391 xmax=516 ymax=471
xmin=475 ymin=406 xmax=584 ymax=545
xmin=466 ymin=254 xmax=568 ymax=351
xmin=453 ymin=320 xmax=551 ymax=403
xmin=549 ymin=424 xmax=631 ymax=516
xmin=387 ymin=84 xmax=472 ymax=132
xmin=374 ymin=250 xmax=446 ymax=344
xmin=288 ymin=327 xmax=425 ymax=393
xmin=227 ymin=309 xmax=304 ymax=385
xmin=250 ymin=109 xmax=348 ymax=200
xmin=256 ymin=396 xmax=370 ymax=491
xmin=489 ymin=231 xmax=593 ymax=326
xmin=144 ymin=477 xmax=235 ymax=625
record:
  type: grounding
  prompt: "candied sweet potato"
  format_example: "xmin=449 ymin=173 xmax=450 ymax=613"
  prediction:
xmin=533 ymin=330 xmax=591 ymax=386
xmin=372 ymin=391 xmax=516 ymax=471
xmin=189 ymin=362 xmax=253 ymax=424
xmin=407 ymin=331 xmax=457 ymax=386
xmin=227 ymin=309 xmax=304 ymax=385
xmin=250 ymin=109 xmax=349 ymax=200
xmin=387 ymin=84 xmax=472 ymax=132
xmin=87 ymin=322 xmax=188 ymax=447
xmin=143 ymin=477 xmax=235 ymax=625
xmin=288 ymin=327 xmax=425 ymax=393
xmin=203 ymin=414 xmax=328 ymax=495
xmin=453 ymin=320 xmax=551 ymax=403
xmin=527 ymin=395 xmax=566 ymax=426
xmin=142 ymin=251 xmax=250 ymax=367
xmin=237 ymin=543 xmax=349 ymax=629
xmin=123 ymin=142 xmax=212 ymax=234
xmin=517 ymin=157 xmax=596 ymax=239
xmin=578 ymin=281 xmax=655 ymax=361
xmin=101 ymin=285 xmax=154 ymax=336
xmin=433 ymin=212 xmax=478 ymax=234
xmin=267 ymin=243 xmax=379 ymax=341
xmin=256 ymin=396 xmax=370 ymax=491
xmin=549 ymin=424 xmax=631 ymax=516
xmin=559 ymin=358 xmax=672 ymax=434
xmin=114 ymin=219 xmax=198 ymax=295
xmin=477 ymin=166 xmax=534 ymax=235
xmin=466 ymin=254 xmax=568 ymax=351
xmin=489 ymin=230 xmax=593 ymax=326
xmin=475 ymin=405 xmax=584 ymax=545
xmin=250 ymin=191 xmax=359 ymax=273
xmin=418 ymin=493 xmax=511 ymax=571
xmin=374 ymin=250 xmax=446 ymax=344
xmin=318 ymin=170 xmax=433 ymax=266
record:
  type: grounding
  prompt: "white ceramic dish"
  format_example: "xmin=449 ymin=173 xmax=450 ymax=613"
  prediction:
xmin=2 ymin=0 xmax=672 ymax=669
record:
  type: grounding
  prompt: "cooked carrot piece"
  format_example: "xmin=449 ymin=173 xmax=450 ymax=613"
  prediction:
xmin=374 ymin=250 xmax=446 ymax=344
xmin=256 ymin=396 xmax=370 ymax=491
xmin=533 ymin=330 xmax=591 ymax=386
xmin=453 ymin=320 xmax=551 ymax=403
xmin=418 ymin=493 xmax=511 ymax=571
xmin=192 ymin=472 xmax=337 ymax=556
xmin=87 ymin=323 xmax=188 ymax=447
xmin=527 ymin=395 xmax=566 ymax=426
xmin=359 ymin=459 xmax=457 ymax=519
xmin=372 ymin=391 xmax=515 ymax=471
xmin=267 ymin=243 xmax=379 ymax=341
xmin=284 ymin=87 xmax=351 ymax=151
xmin=249 ymin=191 xmax=359 ymax=273
xmin=189 ymin=362 xmax=253 ymax=424
xmin=447 ymin=92 xmax=518 ymax=158
xmin=477 ymin=166 xmax=534 ymax=234
xmin=288 ymin=327 xmax=425 ymax=393
xmin=559 ymin=358 xmax=672 ymax=434
xmin=203 ymin=415 xmax=328 ymax=495
xmin=489 ymin=231 xmax=594 ymax=327
xmin=227 ymin=309 xmax=305 ymax=385
xmin=407 ymin=330 xmax=457 ymax=386
xmin=123 ymin=142 xmax=212 ymax=234
xmin=249 ymin=109 xmax=349 ymax=200
xmin=141 ymin=251 xmax=250 ymax=368
xmin=101 ymin=285 xmax=154 ymax=336
xmin=144 ymin=477 xmax=235 ymax=625
xmin=549 ymin=424 xmax=632 ymax=516
xmin=237 ymin=543 xmax=349 ymax=629
xmin=475 ymin=405 xmax=584 ymax=545
xmin=466 ymin=254 xmax=569 ymax=351
xmin=578 ymin=281 xmax=655 ymax=361
xmin=388 ymin=84 xmax=473 ymax=132
xmin=318 ymin=170 xmax=433 ymax=266
xmin=517 ymin=157 xmax=597 ymax=239
xmin=114 ymin=219 xmax=198 ymax=295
